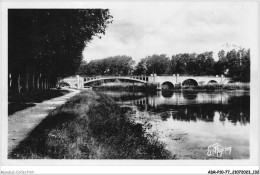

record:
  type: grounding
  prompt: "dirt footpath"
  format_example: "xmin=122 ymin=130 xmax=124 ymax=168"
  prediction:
xmin=8 ymin=89 xmax=80 ymax=154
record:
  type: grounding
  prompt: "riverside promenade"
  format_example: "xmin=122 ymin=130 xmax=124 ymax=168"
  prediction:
xmin=8 ymin=89 xmax=80 ymax=154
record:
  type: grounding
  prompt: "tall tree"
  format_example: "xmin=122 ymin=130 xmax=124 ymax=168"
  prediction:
xmin=226 ymin=49 xmax=250 ymax=82
xmin=8 ymin=9 xmax=113 ymax=93
xmin=143 ymin=54 xmax=170 ymax=75
xmin=133 ymin=58 xmax=147 ymax=75
xmin=79 ymin=56 xmax=135 ymax=76
xmin=214 ymin=50 xmax=228 ymax=76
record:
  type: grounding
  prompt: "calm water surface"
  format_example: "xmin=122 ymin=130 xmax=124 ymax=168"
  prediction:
xmin=100 ymin=90 xmax=250 ymax=159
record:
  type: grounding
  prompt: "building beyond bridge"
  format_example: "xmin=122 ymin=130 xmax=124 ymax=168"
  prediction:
xmin=60 ymin=74 xmax=231 ymax=90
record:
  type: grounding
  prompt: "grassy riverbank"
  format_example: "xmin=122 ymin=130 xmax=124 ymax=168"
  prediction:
xmin=9 ymin=90 xmax=172 ymax=159
xmin=8 ymin=89 xmax=70 ymax=115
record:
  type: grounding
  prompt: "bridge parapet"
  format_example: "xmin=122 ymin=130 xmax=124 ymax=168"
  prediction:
xmin=60 ymin=74 xmax=230 ymax=90
xmin=82 ymin=76 xmax=150 ymax=84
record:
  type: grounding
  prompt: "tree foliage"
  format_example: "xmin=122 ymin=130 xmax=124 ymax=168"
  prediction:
xmin=226 ymin=49 xmax=250 ymax=82
xmin=133 ymin=54 xmax=170 ymax=75
xmin=8 ymin=9 xmax=112 ymax=93
xmin=79 ymin=49 xmax=250 ymax=82
xmin=78 ymin=56 xmax=135 ymax=76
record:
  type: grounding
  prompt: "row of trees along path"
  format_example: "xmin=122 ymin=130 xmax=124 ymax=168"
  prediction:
xmin=8 ymin=9 xmax=112 ymax=94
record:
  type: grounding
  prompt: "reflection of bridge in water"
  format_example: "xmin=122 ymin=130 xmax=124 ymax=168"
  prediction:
xmin=112 ymin=91 xmax=250 ymax=124
xmin=117 ymin=91 xmax=238 ymax=107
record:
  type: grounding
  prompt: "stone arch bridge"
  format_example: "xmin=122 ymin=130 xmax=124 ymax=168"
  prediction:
xmin=60 ymin=74 xmax=230 ymax=90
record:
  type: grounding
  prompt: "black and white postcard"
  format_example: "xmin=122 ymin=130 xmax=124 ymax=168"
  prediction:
xmin=1 ymin=1 xmax=259 ymax=175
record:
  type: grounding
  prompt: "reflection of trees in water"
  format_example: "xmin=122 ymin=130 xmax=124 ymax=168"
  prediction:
xmin=149 ymin=102 xmax=249 ymax=125
xmin=227 ymin=111 xmax=248 ymax=125
xmin=196 ymin=105 xmax=215 ymax=122
xmin=105 ymin=90 xmax=250 ymax=125
xmin=229 ymin=95 xmax=250 ymax=121
xmin=171 ymin=106 xmax=198 ymax=122
xmin=149 ymin=105 xmax=176 ymax=121
xmin=170 ymin=105 xmax=214 ymax=122
xmin=217 ymin=95 xmax=250 ymax=124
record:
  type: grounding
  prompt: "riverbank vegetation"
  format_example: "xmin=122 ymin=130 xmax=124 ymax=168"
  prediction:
xmin=91 ymin=82 xmax=249 ymax=92
xmin=180 ymin=83 xmax=250 ymax=92
xmin=93 ymin=82 xmax=157 ymax=92
xmin=9 ymin=91 xmax=172 ymax=159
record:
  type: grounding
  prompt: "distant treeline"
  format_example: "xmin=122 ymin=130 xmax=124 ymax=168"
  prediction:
xmin=78 ymin=49 xmax=250 ymax=82
xmin=8 ymin=9 xmax=112 ymax=94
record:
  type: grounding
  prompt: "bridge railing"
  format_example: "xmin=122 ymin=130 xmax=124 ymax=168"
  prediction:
xmin=82 ymin=75 xmax=150 ymax=82
xmin=156 ymin=74 xmax=224 ymax=77
xmin=81 ymin=74 xmax=225 ymax=78
xmin=81 ymin=75 xmax=149 ymax=78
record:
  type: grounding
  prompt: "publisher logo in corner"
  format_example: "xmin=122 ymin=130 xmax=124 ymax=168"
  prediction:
xmin=207 ymin=143 xmax=232 ymax=157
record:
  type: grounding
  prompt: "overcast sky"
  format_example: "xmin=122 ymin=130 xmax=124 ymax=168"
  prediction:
xmin=83 ymin=2 xmax=255 ymax=63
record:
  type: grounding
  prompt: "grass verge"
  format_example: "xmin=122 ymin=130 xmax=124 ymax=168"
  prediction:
xmin=9 ymin=90 xmax=172 ymax=159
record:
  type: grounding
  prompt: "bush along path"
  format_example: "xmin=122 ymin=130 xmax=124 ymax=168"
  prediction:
xmin=9 ymin=90 xmax=173 ymax=159
xmin=8 ymin=89 xmax=80 ymax=154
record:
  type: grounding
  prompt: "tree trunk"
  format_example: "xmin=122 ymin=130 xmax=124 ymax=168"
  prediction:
xmin=41 ymin=78 xmax=44 ymax=90
xmin=55 ymin=78 xmax=57 ymax=88
xmin=40 ymin=78 xmax=42 ymax=90
xmin=11 ymin=73 xmax=17 ymax=92
xmin=46 ymin=79 xmax=49 ymax=90
xmin=47 ymin=78 xmax=50 ymax=89
xmin=25 ymin=73 xmax=29 ymax=92
xmin=47 ymin=78 xmax=49 ymax=90
xmin=42 ymin=77 xmax=44 ymax=91
xmin=37 ymin=75 xmax=40 ymax=91
xmin=32 ymin=74 xmax=35 ymax=91
xmin=42 ymin=79 xmax=45 ymax=90
xmin=17 ymin=74 xmax=21 ymax=94
xmin=44 ymin=78 xmax=47 ymax=90
xmin=9 ymin=74 xmax=12 ymax=89
xmin=44 ymin=79 xmax=47 ymax=90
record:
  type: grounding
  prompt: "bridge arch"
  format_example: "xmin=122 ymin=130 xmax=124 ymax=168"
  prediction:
xmin=59 ymin=81 xmax=71 ymax=87
xmin=182 ymin=79 xmax=198 ymax=86
xmin=207 ymin=80 xmax=218 ymax=84
xmin=83 ymin=77 xmax=148 ymax=86
xmin=161 ymin=81 xmax=174 ymax=90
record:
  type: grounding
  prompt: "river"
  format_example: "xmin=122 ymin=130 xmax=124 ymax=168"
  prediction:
xmin=99 ymin=90 xmax=250 ymax=159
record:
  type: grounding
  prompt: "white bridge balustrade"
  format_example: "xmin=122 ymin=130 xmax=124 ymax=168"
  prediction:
xmin=82 ymin=76 xmax=149 ymax=83
xmin=60 ymin=74 xmax=231 ymax=90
